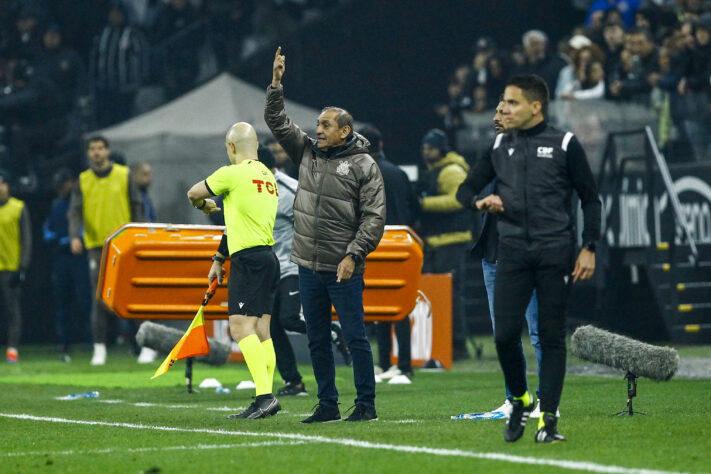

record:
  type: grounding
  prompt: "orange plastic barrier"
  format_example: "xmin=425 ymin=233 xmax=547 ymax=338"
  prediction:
xmin=98 ymin=224 xmax=423 ymax=322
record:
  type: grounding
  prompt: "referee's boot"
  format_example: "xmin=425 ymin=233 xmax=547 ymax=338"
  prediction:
xmin=534 ymin=413 xmax=566 ymax=443
xmin=504 ymin=398 xmax=534 ymax=442
xmin=247 ymin=394 xmax=281 ymax=419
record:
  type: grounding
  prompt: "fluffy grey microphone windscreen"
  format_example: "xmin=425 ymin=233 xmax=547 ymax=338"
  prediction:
xmin=570 ymin=325 xmax=679 ymax=381
xmin=136 ymin=321 xmax=231 ymax=366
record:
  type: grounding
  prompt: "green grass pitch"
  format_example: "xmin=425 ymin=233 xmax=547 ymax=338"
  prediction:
xmin=1 ymin=338 xmax=709 ymax=474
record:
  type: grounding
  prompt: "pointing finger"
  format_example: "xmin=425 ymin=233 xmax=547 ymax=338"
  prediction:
xmin=276 ymin=46 xmax=281 ymax=58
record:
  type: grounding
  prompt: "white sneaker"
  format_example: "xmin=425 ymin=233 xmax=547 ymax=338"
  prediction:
xmin=379 ymin=365 xmax=402 ymax=380
xmin=493 ymin=399 xmax=513 ymax=419
xmin=530 ymin=399 xmax=560 ymax=418
xmin=374 ymin=365 xmax=384 ymax=376
xmin=137 ymin=347 xmax=158 ymax=364
xmin=91 ymin=343 xmax=106 ymax=366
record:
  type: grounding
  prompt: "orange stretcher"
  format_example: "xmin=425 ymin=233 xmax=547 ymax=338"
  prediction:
xmin=98 ymin=224 xmax=423 ymax=322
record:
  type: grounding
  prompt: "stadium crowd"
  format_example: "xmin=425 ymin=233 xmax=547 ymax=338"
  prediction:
xmin=0 ymin=0 xmax=344 ymax=195
xmin=436 ymin=0 xmax=711 ymax=163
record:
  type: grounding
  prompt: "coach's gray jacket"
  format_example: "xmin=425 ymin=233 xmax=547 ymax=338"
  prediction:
xmin=265 ymin=84 xmax=386 ymax=274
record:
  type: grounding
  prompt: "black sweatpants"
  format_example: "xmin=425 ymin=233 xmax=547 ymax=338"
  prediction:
xmin=493 ymin=243 xmax=574 ymax=414
xmin=269 ymin=275 xmax=307 ymax=385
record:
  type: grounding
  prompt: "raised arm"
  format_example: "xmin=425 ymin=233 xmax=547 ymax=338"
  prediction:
xmin=264 ymin=47 xmax=310 ymax=165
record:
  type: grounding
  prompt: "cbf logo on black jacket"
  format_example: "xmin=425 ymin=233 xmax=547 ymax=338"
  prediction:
xmin=457 ymin=121 xmax=601 ymax=250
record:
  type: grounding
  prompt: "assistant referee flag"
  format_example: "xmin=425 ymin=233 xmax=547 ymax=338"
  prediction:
xmin=151 ymin=280 xmax=218 ymax=379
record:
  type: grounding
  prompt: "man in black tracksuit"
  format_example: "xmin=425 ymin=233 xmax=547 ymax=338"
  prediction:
xmin=457 ymin=75 xmax=601 ymax=443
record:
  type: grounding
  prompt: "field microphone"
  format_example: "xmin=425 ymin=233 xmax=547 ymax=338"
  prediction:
xmin=570 ymin=325 xmax=679 ymax=382
xmin=136 ymin=321 xmax=231 ymax=366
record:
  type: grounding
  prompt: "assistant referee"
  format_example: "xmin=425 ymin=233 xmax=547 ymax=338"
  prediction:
xmin=188 ymin=122 xmax=281 ymax=420
xmin=457 ymin=75 xmax=601 ymax=443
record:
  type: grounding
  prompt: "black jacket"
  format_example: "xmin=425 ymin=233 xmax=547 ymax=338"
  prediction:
xmin=456 ymin=121 xmax=601 ymax=251
xmin=373 ymin=152 xmax=419 ymax=226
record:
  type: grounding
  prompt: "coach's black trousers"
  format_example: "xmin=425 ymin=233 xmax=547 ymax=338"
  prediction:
xmin=493 ymin=243 xmax=574 ymax=414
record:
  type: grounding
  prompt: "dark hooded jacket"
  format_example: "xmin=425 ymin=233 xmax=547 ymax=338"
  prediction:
xmin=264 ymin=84 xmax=386 ymax=274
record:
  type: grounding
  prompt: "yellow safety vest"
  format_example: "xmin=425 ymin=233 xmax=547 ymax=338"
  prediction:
xmin=79 ymin=164 xmax=131 ymax=249
xmin=0 ymin=197 xmax=25 ymax=271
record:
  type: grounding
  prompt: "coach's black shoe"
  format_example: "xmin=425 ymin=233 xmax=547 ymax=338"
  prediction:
xmin=504 ymin=398 xmax=534 ymax=442
xmin=534 ymin=413 xmax=566 ymax=443
xmin=246 ymin=395 xmax=281 ymax=419
xmin=331 ymin=322 xmax=352 ymax=366
xmin=301 ymin=403 xmax=341 ymax=423
xmin=277 ymin=382 xmax=308 ymax=397
xmin=344 ymin=403 xmax=378 ymax=422
xmin=227 ymin=398 xmax=259 ymax=419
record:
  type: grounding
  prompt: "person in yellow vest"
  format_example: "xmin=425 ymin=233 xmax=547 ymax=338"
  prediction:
xmin=187 ymin=122 xmax=281 ymax=419
xmin=68 ymin=136 xmax=144 ymax=365
xmin=0 ymin=170 xmax=32 ymax=363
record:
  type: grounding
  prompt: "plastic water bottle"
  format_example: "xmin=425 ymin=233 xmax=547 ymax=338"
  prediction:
xmin=58 ymin=391 xmax=99 ymax=400
xmin=216 ymin=387 xmax=231 ymax=394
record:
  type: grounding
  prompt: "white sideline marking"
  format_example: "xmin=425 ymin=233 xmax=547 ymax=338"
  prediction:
xmin=5 ymin=441 xmax=305 ymax=457
xmin=0 ymin=413 xmax=688 ymax=474
xmin=96 ymin=400 xmax=243 ymax=412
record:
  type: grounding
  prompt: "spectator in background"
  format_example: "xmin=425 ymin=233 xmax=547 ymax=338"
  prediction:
xmin=89 ymin=1 xmax=149 ymax=127
xmin=8 ymin=8 xmax=44 ymax=62
xmin=68 ymin=136 xmax=144 ymax=365
xmin=678 ymin=13 xmax=711 ymax=161
xmin=435 ymin=75 xmax=472 ymax=147
xmin=517 ymin=30 xmax=568 ymax=94
xmin=599 ymin=20 xmax=626 ymax=93
xmin=265 ymin=137 xmax=298 ymax=179
xmin=151 ymin=0 xmax=202 ymax=99
xmin=0 ymin=169 xmax=32 ymax=363
xmin=208 ymin=0 xmax=255 ymax=71
xmin=359 ymin=124 xmax=419 ymax=379
xmin=418 ymin=129 xmax=472 ymax=361
xmin=608 ymin=26 xmax=660 ymax=105
xmin=558 ymin=43 xmax=607 ymax=100
xmin=586 ymin=0 xmax=640 ymax=29
xmin=43 ymin=168 xmax=91 ymax=362
xmin=34 ymin=23 xmax=87 ymax=118
xmin=0 ymin=60 xmax=61 ymax=183
xmin=464 ymin=37 xmax=510 ymax=111
xmin=131 ymin=162 xmax=156 ymax=222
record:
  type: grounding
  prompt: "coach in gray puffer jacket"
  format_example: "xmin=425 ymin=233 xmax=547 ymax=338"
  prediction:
xmin=264 ymin=85 xmax=385 ymax=275
xmin=264 ymin=48 xmax=385 ymax=421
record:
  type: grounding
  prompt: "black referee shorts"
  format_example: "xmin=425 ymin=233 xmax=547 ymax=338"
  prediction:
xmin=228 ymin=245 xmax=280 ymax=317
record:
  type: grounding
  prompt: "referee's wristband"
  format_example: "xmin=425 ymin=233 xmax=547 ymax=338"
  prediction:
xmin=194 ymin=199 xmax=206 ymax=210
xmin=211 ymin=254 xmax=225 ymax=264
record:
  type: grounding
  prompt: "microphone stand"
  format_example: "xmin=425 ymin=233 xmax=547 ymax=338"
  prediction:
xmin=614 ymin=371 xmax=646 ymax=416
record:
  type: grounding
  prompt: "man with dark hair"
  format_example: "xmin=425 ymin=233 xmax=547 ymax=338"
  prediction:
xmin=418 ymin=128 xmax=472 ymax=361
xmin=69 ymin=135 xmax=144 ymax=365
xmin=0 ymin=169 xmax=31 ymax=363
xmin=458 ymin=101 xmax=547 ymax=420
xmin=457 ymin=74 xmax=601 ymax=443
xmin=608 ymin=26 xmax=660 ymax=105
xmin=358 ymin=124 xmax=419 ymax=379
xmin=265 ymin=47 xmax=386 ymax=423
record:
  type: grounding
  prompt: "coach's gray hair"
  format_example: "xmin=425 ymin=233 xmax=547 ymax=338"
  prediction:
xmin=321 ymin=106 xmax=353 ymax=131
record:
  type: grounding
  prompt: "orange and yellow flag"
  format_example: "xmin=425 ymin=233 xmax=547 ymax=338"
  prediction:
xmin=151 ymin=280 xmax=218 ymax=379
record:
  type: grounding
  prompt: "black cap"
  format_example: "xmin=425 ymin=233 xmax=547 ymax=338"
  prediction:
xmin=696 ymin=12 xmax=711 ymax=32
xmin=0 ymin=168 xmax=10 ymax=184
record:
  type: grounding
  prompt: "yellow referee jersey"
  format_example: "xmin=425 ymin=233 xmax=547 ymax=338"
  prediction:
xmin=205 ymin=160 xmax=278 ymax=254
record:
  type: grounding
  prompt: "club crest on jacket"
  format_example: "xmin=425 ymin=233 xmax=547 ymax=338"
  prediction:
xmin=336 ymin=161 xmax=351 ymax=176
